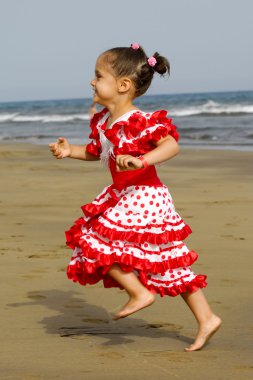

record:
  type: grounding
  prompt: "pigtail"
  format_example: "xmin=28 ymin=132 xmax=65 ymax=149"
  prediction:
xmin=152 ymin=52 xmax=170 ymax=76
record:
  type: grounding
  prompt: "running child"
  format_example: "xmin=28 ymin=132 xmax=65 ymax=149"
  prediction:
xmin=49 ymin=44 xmax=221 ymax=351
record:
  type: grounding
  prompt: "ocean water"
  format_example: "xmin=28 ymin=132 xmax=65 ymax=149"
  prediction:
xmin=0 ymin=90 xmax=253 ymax=150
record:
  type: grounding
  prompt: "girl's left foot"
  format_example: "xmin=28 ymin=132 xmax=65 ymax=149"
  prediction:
xmin=184 ymin=314 xmax=222 ymax=352
xmin=113 ymin=292 xmax=155 ymax=320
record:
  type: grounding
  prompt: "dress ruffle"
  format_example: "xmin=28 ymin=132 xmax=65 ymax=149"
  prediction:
xmin=105 ymin=109 xmax=179 ymax=156
xmin=85 ymin=108 xmax=108 ymax=157
xmin=67 ymin=252 xmax=207 ymax=298
xmin=66 ymin=221 xmax=198 ymax=275
xmin=89 ymin=217 xmax=192 ymax=245
xmin=145 ymin=275 xmax=207 ymax=297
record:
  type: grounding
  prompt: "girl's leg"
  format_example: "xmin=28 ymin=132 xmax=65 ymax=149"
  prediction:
xmin=181 ymin=289 xmax=222 ymax=351
xmin=108 ymin=264 xmax=155 ymax=320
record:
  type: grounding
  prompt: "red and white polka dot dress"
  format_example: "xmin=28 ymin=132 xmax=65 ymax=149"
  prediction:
xmin=65 ymin=108 xmax=207 ymax=296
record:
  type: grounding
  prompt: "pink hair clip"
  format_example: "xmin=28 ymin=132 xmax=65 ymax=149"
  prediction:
xmin=147 ymin=56 xmax=157 ymax=67
xmin=131 ymin=43 xmax=140 ymax=50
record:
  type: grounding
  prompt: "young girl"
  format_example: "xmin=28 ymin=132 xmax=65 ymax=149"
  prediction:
xmin=49 ymin=44 xmax=221 ymax=351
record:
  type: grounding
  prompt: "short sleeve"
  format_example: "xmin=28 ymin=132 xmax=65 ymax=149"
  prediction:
xmin=117 ymin=110 xmax=179 ymax=155
xmin=85 ymin=108 xmax=108 ymax=157
xmin=86 ymin=140 xmax=101 ymax=157
xmin=141 ymin=110 xmax=179 ymax=144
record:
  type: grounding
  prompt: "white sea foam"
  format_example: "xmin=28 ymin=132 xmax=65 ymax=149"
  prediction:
xmin=169 ymin=100 xmax=253 ymax=117
xmin=0 ymin=113 xmax=90 ymax=123
xmin=0 ymin=113 xmax=19 ymax=122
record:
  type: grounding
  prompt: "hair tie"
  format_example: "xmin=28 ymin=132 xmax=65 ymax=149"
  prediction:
xmin=131 ymin=43 xmax=140 ymax=50
xmin=147 ymin=56 xmax=157 ymax=67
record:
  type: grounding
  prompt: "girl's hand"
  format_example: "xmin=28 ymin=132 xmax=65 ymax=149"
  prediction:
xmin=49 ymin=137 xmax=71 ymax=159
xmin=116 ymin=155 xmax=143 ymax=171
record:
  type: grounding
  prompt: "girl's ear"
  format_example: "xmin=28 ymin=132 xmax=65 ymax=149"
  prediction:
xmin=117 ymin=77 xmax=132 ymax=93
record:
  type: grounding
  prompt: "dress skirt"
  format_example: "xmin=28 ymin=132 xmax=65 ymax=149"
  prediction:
xmin=65 ymin=158 xmax=207 ymax=297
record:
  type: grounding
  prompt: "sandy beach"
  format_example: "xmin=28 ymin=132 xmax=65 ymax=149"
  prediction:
xmin=1 ymin=142 xmax=252 ymax=380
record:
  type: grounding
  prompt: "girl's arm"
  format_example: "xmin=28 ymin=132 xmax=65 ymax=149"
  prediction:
xmin=49 ymin=137 xmax=99 ymax=161
xmin=116 ymin=135 xmax=179 ymax=171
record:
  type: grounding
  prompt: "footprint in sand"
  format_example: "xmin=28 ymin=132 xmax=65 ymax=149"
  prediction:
xmin=10 ymin=375 xmax=44 ymax=379
xmin=220 ymin=234 xmax=245 ymax=240
xmin=98 ymin=351 xmax=125 ymax=359
xmin=30 ymin=268 xmax=48 ymax=273
xmin=27 ymin=252 xmax=59 ymax=258
xmin=234 ymin=365 xmax=253 ymax=370
xmin=220 ymin=279 xmax=239 ymax=287
xmin=23 ymin=274 xmax=43 ymax=279
xmin=58 ymin=267 xmax=67 ymax=272
xmin=27 ymin=292 xmax=46 ymax=300
xmin=141 ymin=351 xmax=193 ymax=361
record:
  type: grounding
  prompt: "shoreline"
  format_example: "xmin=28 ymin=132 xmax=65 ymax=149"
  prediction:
xmin=1 ymin=139 xmax=253 ymax=153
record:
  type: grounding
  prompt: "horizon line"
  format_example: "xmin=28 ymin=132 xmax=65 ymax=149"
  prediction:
xmin=0 ymin=88 xmax=253 ymax=105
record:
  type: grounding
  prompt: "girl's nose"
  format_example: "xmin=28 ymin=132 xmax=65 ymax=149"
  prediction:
xmin=90 ymin=79 xmax=95 ymax=87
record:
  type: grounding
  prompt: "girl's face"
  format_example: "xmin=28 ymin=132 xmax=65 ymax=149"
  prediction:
xmin=90 ymin=56 xmax=119 ymax=106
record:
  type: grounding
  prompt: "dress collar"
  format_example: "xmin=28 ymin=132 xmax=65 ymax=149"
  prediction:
xmin=99 ymin=109 xmax=141 ymax=131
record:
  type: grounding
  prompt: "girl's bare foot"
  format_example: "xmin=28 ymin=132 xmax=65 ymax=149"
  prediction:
xmin=113 ymin=292 xmax=155 ymax=320
xmin=184 ymin=314 xmax=222 ymax=352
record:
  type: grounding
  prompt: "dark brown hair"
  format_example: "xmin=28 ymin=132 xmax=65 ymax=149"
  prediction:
xmin=101 ymin=46 xmax=170 ymax=97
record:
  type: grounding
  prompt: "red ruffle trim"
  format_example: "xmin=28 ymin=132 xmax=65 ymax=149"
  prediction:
xmin=85 ymin=108 xmax=108 ymax=157
xmin=81 ymin=198 xmax=116 ymax=217
xmin=105 ymin=110 xmax=179 ymax=148
xmin=65 ymin=214 xmax=192 ymax=249
xmin=89 ymin=108 xmax=108 ymax=140
xmin=145 ymin=275 xmax=207 ymax=297
xmin=114 ymin=125 xmax=178 ymax=156
xmin=86 ymin=141 xmax=102 ymax=157
xmin=89 ymin=217 xmax=192 ymax=244
xmin=66 ymin=229 xmax=199 ymax=274
xmin=67 ymin=256 xmax=207 ymax=298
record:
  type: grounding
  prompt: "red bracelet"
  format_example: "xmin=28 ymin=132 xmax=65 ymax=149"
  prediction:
xmin=139 ymin=156 xmax=149 ymax=168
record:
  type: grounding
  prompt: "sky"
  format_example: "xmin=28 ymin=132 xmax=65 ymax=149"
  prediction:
xmin=0 ymin=0 xmax=253 ymax=102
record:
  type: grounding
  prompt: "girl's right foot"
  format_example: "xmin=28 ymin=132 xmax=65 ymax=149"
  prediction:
xmin=184 ymin=314 xmax=222 ymax=352
xmin=112 ymin=291 xmax=155 ymax=320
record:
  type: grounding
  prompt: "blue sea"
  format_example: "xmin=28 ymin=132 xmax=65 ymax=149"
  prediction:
xmin=1 ymin=90 xmax=253 ymax=150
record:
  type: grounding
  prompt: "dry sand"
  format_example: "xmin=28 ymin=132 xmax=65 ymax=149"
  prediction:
xmin=1 ymin=143 xmax=252 ymax=380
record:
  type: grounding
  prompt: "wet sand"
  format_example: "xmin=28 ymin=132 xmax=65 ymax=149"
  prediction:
xmin=1 ymin=143 xmax=252 ymax=380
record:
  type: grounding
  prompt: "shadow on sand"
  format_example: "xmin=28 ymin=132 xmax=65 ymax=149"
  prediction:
xmin=7 ymin=289 xmax=193 ymax=346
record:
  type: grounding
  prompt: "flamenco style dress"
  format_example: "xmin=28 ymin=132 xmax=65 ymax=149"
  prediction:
xmin=65 ymin=108 xmax=207 ymax=297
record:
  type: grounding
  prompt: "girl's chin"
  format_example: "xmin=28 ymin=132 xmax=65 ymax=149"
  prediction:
xmin=93 ymin=98 xmax=107 ymax=107
xmin=93 ymin=94 xmax=102 ymax=104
